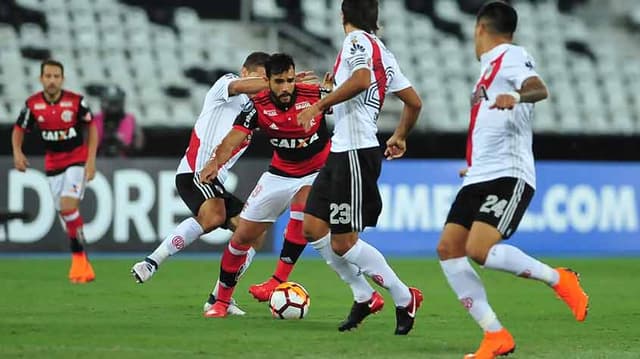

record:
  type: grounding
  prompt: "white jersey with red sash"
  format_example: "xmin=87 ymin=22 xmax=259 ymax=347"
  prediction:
xmin=330 ymin=30 xmax=412 ymax=152
xmin=464 ymin=44 xmax=540 ymax=189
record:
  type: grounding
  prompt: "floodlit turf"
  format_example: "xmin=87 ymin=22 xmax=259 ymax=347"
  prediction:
xmin=0 ymin=257 xmax=638 ymax=358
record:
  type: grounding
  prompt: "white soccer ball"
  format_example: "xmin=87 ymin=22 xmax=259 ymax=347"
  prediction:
xmin=269 ymin=281 xmax=310 ymax=319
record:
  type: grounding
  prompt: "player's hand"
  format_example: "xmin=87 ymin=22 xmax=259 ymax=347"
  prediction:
xmin=458 ymin=167 xmax=468 ymax=177
xmin=384 ymin=135 xmax=406 ymax=160
xmin=297 ymin=103 xmax=320 ymax=132
xmin=85 ymin=160 xmax=96 ymax=181
xmin=295 ymin=71 xmax=318 ymax=84
xmin=322 ymin=72 xmax=334 ymax=90
xmin=199 ymin=158 xmax=219 ymax=184
xmin=13 ymin=152 xmax=29 ymax=172
xmin=489 ymin=93 xmax=518 ymax=110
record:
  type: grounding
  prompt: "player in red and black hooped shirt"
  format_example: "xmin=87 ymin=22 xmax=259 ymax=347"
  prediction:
xmin=11 ymin=59 xmax=98 ymax=284
xmin=199 ymin=53 xmax=332 ymax=316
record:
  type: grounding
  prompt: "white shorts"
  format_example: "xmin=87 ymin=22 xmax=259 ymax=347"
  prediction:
xmin=48 ymin=166 xmax=86 ymax=210
xmin=240 ymin=171 xmax=318 ymax=222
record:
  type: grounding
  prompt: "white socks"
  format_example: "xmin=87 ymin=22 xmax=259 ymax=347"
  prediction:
xmin=342 ymin=239 xmax=412 ymax=307
xmin=310 ymin=233 xmax=374 ymax=303
xmin=483 ymin=244 xmax=559 ymax=286
xmin=149 ymin=217 xmax=204 ymax=266
xmin=212 ymin=247 xmax=256 ymax=297
xmin=440 ymin=257 xmax=503 ymax=332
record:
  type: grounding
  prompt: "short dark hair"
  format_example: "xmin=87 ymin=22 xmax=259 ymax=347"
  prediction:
xmin=477 ymin=0 xmax=518 ymax=36
xmin=342 ymin=0 xmax=379 ymax=34
xmin=265 ymin=53 xmax=295 ymax=78
xmin=242 ymin=52 xmax=270 ymax=72
xmin=40 ymin=59 xmax=64 ymax=76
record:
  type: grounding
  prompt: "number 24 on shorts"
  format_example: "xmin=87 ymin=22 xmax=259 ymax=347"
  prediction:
xmin=479 ymin=195 xmax=508 ymax=218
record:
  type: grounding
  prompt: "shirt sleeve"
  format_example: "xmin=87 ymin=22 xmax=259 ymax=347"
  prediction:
xmin=14 ymin=102 xmax=36 ymax=131
xmin=78 ymin=96 xmax=93 ymax=123
xmin=387 ymin=57 xmax=412 ymax=93
xmin=211 ymin=73 xmax=238 ymax=103
xmin=502 ymin=47 xmax=540 ymax=90
xmin=341 ymin=32 xmax=373 ymax=74
xmin=232 ymin=100 xmax=259 ymax=134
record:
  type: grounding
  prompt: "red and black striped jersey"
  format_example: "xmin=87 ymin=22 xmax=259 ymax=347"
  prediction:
xmin=233 ymin=83 xmax=330 ymax=177
xmin=15 ymin=90 xmax=93 ymax=174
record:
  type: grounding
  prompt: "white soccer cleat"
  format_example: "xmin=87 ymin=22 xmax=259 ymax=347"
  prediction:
xmin=131 ymin=260 xmax=157 ymax=283
xmin=203 ymin=294 xmax=246 ymax=316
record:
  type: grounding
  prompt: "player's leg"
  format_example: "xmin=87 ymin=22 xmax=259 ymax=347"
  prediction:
xmin=469 ymin=178 xmax=588 ymax=322
xmin=132 ymin=173 xmax=226 ymax=283
xmin=204 ymin=194 xmax=257 ymax=315
xmin=438 ymin=181 xmax=514 ymax=358
xmin=328 ymin=148 xmax=422 ymax=335
xmin=204 ymin=219 xmax=269 ymax=318
xmin=249 ymin=182 xmax=314 ymax=301
xmin=55 ymin=166 xmax=94 ymax=283
xmin=303 ymin=157 xmax=380 ymax=330
xmin=205 ymin=172 xmax=292 ymax=317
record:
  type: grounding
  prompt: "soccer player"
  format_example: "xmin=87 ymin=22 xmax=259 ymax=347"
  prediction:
xmin=435 ymin=2 xmax=589 ymax=358
xmin=296 ymin=0 xmax=424 ymax=335
xmin=12 ymin=59 xmax=98 ymax=283
xmin=130 ymin=52 xmax=271 ymax=315
xmin=199 ymin=53 xmax=331 ymax=317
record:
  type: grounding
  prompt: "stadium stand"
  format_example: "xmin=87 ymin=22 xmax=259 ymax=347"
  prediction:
xmin=0 ymin=0 xmax=638 ymax=135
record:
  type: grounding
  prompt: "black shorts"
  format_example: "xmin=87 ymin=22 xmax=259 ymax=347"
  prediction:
xmin=305 ymin=147 xmax=383 ymax=234
xmin=446 ymin=177 xmax=534 ymax=239
xmin=175 ymin=173 xmax=244 ymax=230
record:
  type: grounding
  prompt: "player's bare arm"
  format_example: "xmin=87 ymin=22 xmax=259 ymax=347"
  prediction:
xmin=11 ymin=127 xmax=29 ymax=171
xmin=490 ymin=76 xmax=548 ymax=110
xmin=228 ymin=77 xmax=268 ymax=96
xmin=85 ymin=122 xmax=98 ymax=181
xmin=199 ymin=128 xmax=248 ymax=184
xmin=297 ymin=68 xmax=370 ymax=131
xmin=384 ymin=87 xmax=422 ymax=160
xmin=228 ymin=71 xmax=317 ymax=96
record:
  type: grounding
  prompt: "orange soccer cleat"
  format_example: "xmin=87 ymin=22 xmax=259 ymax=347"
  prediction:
xmin=203 ymin=301 xmax=229 ymax=318
xmin=464 ymin=328 xmax=516 ymax=359
xmin=249 ymin=277 xmax=281 ymax=302
xmin=552 ymin=267 xmax=589 ymax=322
xmin=68 ymin=252 xmax=95 ymax=284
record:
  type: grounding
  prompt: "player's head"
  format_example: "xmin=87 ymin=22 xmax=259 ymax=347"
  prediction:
xmin=474 ymin=1 xmax=517 ymax=59
xmin=266 ymin=53 xmax=296 ymax=107
xmin=241 ymin=51 xmax=270 ymax=78
xmin=40 ymin=59 xmax=64 ymax=98
xmin=474 ymin=0 xmax=518 ymax=59
xmin=341 ymin=0 xmax=379 ymax=34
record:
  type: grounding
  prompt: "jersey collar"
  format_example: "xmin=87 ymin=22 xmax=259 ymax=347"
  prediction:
xmin=480 ymin=43 xmax=510 ymax=68
xmin=41 ymin=90 xmax=65 ymax=105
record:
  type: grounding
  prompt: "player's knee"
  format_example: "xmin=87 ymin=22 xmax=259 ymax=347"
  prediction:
xmin=465 ymin=243 xmax=489 ymax=265
xmin=436 ymin=240 xmax=452 ymax=260
xmin=196 ymin=211 xmax=225 ymax=232
xmin=302 ymin=221 xmax=322 ymax=241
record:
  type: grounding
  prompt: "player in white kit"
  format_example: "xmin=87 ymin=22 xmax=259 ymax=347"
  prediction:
xmin=435 ymin=2 xmax=589 ymax=358
xmin=130 ymin=52 xmax=271 ymax=315
xmin=297 ymin=0 xmax=424 ymax=335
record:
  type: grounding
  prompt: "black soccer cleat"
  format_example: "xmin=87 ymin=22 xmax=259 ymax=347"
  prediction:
xmin=338 ymin=291 xmax=384 ymax=331
xmin=394 ymin=287 xmax=423 ymax=335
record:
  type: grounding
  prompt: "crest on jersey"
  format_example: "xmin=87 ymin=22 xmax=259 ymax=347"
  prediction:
xmin=61 ymin=109 xmax=74 ymax=123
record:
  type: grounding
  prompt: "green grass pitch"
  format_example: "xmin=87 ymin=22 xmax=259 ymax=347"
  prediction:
xmin=0 ymin=257 xmax=638 ymax=358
